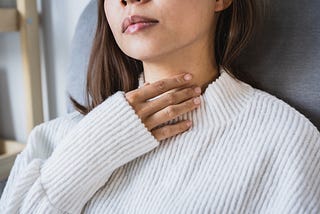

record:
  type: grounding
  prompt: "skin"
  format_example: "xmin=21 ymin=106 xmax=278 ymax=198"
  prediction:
xmin=104 ymin=0 xmax=233 ymax=141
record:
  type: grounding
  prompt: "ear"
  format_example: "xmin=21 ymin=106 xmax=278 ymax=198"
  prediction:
xmin=214 ymin=0 xmax=233 ymax=12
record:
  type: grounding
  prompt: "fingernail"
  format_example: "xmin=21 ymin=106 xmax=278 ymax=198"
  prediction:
xmin=184 ymin=74 xmax=192 ymax=80
xmin=194 ymin=97 xmax=201 ymax=104
xmin=194 ymin=87 xmax=201 ymax=94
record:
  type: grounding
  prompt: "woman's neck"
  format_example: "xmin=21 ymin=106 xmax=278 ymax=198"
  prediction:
xmin=142 ymin=38 xmax=220 ymax=94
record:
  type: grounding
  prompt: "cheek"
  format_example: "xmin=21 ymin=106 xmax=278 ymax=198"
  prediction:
xmin=162 ymin=5 xmax=205 ymax=41
xmin=163 ymin=1 xmax=205 ymax=29
xmin=104 ymin=2 xmax=121 ymax=37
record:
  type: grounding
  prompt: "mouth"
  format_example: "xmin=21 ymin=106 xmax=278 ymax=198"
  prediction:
xmin=122 ymin=15 xmax=159 ymax=34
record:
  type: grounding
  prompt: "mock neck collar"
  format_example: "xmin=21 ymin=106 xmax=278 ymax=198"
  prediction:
xmin=139 ymin=67 xmax=254 ymax=127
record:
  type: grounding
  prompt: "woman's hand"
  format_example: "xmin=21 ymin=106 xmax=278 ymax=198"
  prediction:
xmin=125 ymin=73 xmax=201 ymax=141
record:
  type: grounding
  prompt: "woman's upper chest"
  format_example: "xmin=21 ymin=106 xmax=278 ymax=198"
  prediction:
xmin=82 ymin=128 xmax=279 ymax=213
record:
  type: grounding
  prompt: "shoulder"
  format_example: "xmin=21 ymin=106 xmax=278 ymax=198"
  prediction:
xmin=22 ymin=111 xmax=84 ymax=159
xmin=32 ymin=111 xmax=83 ymax=136
xmin=249 ymin=87 xmax=319 ymax=144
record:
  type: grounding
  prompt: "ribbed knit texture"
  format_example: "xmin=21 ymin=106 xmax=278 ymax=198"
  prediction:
xmin=0 ymin=68 xmax=319 ymax=214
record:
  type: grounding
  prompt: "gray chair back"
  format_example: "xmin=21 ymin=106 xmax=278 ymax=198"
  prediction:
xmin=66 ymin=0 xmax=97 ymax=111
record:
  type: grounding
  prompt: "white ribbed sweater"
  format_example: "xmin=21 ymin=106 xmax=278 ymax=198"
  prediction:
xmin=0 ymin=68 xmax=319 ymax=214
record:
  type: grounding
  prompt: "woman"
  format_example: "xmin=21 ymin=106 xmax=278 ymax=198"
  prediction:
xmin=1 ymin=0 xmax=319 ymax=213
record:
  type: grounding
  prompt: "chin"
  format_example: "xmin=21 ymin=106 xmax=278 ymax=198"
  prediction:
xmin=123 ymin=48 xmax=163 ymax=62
xmin=119 ymin=40 xmax=167 ymax=61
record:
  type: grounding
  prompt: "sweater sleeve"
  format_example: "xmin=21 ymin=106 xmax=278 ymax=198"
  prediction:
xmin=0 ymin=91 xmax=159 ymax=214
xmin=269 ymin=123 xmax=320 ymax=214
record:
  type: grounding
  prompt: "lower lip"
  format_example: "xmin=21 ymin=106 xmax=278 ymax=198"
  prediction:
xmin=124 ymin=22 xmax=158 ymax=34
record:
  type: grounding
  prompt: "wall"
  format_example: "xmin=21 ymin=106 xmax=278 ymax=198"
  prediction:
xmin=0 ymin=0 xmax=91 ymax=143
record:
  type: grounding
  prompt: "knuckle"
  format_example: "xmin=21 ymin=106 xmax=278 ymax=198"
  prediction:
xmin=175 ymin=76 xmax=184 ymax=84
xmin=147 ymin=100 xmax=156 ymax=109
xmin=166 ymin=106 xmax=176 ymax=118
xmin=155 ymin=80 xmax=166 ymax=92
xmin=165 ymin=93 xmax=175 ymax=105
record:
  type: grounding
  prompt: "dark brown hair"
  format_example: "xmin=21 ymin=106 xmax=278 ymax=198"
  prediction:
xmin=70 ymin=0 xmax=260 ymax=115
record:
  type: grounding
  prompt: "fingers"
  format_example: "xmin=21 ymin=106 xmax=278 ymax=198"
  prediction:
xmin=152 ymin=120 xmax=192 ymax=141
xmin=137 ymin=73 xmax=194 ymax=101
xmin=145 ymin=96 xmax=201 ymax=130
xmin=141 ymin=86 xmax=201 ymax=117
xmin=124 ymin=72 xmax=200 ymax=142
